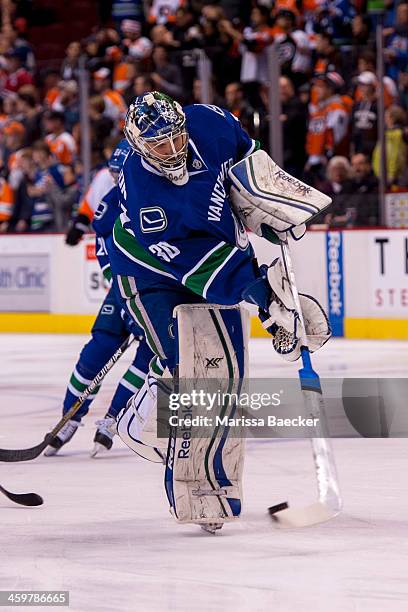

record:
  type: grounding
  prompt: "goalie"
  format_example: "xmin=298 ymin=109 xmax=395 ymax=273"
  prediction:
xmin=105 ymin=92 xmax=332 ymax=532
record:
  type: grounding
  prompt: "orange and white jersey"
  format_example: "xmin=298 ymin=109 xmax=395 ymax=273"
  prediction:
xmin=77 ymin=167 xmax=115 ymax=222
xmin=355 ymin=77 xmax=398 ymax=109
xmin=0 ymin=178 xmax=14 ymax=222
xmin=303 ymin=0 xmax=325 ymax=12
xmin=113 ymin=63 xmax=130 ymax=94
xmin=103 ymin=90 xmax=127 ymax=126
xmin=45 ymin=131 xmax=77 ymax=165
xmin=127 ymin=37 xmax=153 ymax=61
xmin=306 ymin=96 xmax=349 ymax=164
xmin=44 ymin=87 xmax=60 ymax=107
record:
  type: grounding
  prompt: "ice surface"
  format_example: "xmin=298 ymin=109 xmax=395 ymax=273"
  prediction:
xmin=1 ymin=335 xmax=408 ymax=611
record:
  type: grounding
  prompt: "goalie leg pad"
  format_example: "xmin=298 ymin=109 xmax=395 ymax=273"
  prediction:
xmin=165 ymin=304 xmax=249 ymax=525
xmin=116 ymin=371 xmax=169 ymax=463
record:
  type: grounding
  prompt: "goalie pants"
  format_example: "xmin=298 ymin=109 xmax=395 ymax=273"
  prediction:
xmin=63 ymin=286 xmax=154 ymax=421
xmin=114 ymin=275 xmax=206 ymax=373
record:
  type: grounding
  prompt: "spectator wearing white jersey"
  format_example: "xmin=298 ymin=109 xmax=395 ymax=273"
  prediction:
xmin=121 ymin=19 xmax=152 ymax=60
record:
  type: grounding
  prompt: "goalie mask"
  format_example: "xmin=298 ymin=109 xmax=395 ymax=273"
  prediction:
xmin=124 ymin=91 xmax=189 ymax=186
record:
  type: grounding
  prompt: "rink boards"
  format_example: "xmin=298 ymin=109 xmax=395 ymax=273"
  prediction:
xmin=0 ymin=230 xmax=407 ymax=339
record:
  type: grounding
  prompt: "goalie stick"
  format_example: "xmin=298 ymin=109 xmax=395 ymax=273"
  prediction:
xmin=0 ymin=484 xmax=43 ymax=507
xmin=0 ymin=334 xmax=136 ymax=463
xmin=268 ymin=236 xmax=342 ymax=528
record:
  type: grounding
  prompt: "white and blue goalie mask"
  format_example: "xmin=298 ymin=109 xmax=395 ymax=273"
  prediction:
xmin=124 ymin=91 xmax=189 ymax=186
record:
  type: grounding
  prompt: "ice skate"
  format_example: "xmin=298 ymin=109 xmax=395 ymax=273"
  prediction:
xmin=90 ymin=415 xmax=116 ymax=457
xmin=200 ymin=523 xmax=224 ymax=535
xmin=44 ymin=419 xmax=81 ymax=456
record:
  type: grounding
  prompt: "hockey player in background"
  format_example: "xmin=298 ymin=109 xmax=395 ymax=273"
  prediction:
xmin=104 ymin=92 xmax=331 ymax=530
xmin=45 ymin=141 xmax=154 ymax=457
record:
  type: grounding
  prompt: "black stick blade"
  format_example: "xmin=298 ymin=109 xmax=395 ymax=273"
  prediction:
xmin=0 ymin=485 xmax=43 ymax=507
xmin=0 ymin=436 xmax=50 ymax=463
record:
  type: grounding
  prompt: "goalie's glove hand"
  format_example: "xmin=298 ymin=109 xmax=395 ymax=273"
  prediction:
xmin=65 ymin=213 xmax=90 ymax=246
xmin=258 ymin=259 xmax=302 ymax=359
xmin=243 ymin=259 xmax=331 ymax=361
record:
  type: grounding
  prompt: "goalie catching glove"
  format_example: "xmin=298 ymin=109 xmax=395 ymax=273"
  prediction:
xmin=243 ymin=258 xmax=331 ymax=362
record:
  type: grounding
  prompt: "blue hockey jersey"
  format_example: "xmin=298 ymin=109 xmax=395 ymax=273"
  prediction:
xmin=113 ymin=104 xmax=260 ymax=304
xmin=92 ymin=185 xmax=121 ymax=281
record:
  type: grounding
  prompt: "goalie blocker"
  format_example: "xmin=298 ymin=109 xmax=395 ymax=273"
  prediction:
xmin=228 ymin=149 xmax=332 ymax=241
xmin=165 ymin=304 xmax=249 ymax=527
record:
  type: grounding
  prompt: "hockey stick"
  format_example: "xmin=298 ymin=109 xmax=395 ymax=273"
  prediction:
xmin=0 ymin=484 xmax=43 ymax=506
xmin=268 ymin=237 xmax=342 ymax=528
xmin=0 ymin=334 xmax=136 ymax=463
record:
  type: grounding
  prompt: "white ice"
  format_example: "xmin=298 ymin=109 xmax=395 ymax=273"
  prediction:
xmin=1 ymin=335 xmax=408 ymax=612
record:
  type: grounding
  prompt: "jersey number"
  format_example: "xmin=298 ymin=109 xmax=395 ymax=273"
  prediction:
xmin=148 ymin=242 xmax=180 ymax=263
xmin=96 ymin=237 xmax=108 ymax=256
xmin=94 ymin=201 xmax=108 ymax=221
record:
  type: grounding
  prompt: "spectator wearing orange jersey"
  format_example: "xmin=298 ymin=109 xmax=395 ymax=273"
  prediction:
xmin=312 ymin=33 xmax=343 ymax=78
xmin=1 ymin=121 xmax=25 ymax=172
xmin=355 ymin=51 xmax=399 ymax=108
xmin=354 ymin=71 xmax=399 ymax=110
xmin=105 ymin=46 xmax=134 ymax=95
xmin=49 ymin=81 xmax=80 ymax=132
xmin=93 ymin=68 xmax=127 ymax=130
xmin=306 ymin=72 xmax=350 ymax=179
xmin=43 ymin=69 xmax=64 ymax=108
xmin=303 ymin=0 xmax=325 ymax=13
xmin=0 ymin=177 xmax=14 ymax=224
xmin=43 ymin=110 xmax=77 ymax=165
xmin=0 ymin=149 xmax=34 ymax=233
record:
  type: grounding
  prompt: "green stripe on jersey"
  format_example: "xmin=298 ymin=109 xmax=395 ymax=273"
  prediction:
xmin=127 ymin=296 xmax=162 ymax=357
xmin=102 ymin=265 xmax=112 ymax=282
xmin=113 ymin=219 xmax=171 ymax=276
xmin=119 ymin=275 xmax=134 ymax=299
xmin=183 ymin=242 xmax=236 ymax=297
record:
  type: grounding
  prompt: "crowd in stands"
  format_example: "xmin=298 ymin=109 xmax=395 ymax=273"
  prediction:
xmin=0 ymin=0 xmax=407 ymax=233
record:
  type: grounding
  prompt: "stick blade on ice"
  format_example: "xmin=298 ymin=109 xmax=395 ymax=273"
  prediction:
xmin=0 ymin=485 xmax=43 ymax=507
xmin=269 ymin=501 xmax=340 ymax=528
